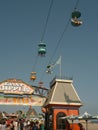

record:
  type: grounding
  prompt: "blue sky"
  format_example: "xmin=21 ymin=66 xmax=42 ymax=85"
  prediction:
xmin=0 ymin=0 xmax=98 ymax=115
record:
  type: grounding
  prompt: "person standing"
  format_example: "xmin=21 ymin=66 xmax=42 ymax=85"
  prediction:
xmin=1 ymin=121 xmax=6 ymax=130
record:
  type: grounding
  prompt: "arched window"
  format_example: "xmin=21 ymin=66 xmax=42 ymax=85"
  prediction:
xmin=56 ymin=112 xmax=66 ymax=130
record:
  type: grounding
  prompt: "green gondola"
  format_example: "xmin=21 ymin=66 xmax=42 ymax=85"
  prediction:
xmin=38 ymin=43 xmax=46 ymax=56
xmin=71 ymin=10 xmax=82 ymax=27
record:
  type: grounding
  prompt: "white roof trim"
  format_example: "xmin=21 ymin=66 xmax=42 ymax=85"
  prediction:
xmin=49 ymin=101 xmax=82 ymax=106
xmin=71 ymin=83 xmax=81 ymax=102
xmin=55 ymin=79 xmax=73 ymax=83
xmin=51 ymin=82 xmax=57 ymax=102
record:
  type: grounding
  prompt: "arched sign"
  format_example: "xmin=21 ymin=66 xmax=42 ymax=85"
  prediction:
xmin=0 ymin=79 xmax=46 ymax=106
xmin=0 ymin=79 xmax=34 ymax=94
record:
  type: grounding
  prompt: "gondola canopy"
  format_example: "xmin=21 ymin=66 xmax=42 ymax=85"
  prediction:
xmin=71 ymin=11 xmax=81 ymax=18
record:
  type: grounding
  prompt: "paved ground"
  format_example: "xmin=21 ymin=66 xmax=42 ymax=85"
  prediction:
xmin=82 ymin=122 xmax=98 ymax=130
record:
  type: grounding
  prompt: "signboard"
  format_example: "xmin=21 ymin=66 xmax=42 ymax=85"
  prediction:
xmin=0 ymin=96 xmax=46 ymax=106
xmin=0 ymin=79 xmax=34 ymax=94
xmin=0 ymin=79 xmax=46 ymax=106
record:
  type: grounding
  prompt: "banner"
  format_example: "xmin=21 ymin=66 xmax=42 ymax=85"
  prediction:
xmin=0 ymin=79 xmax=46 ymax=106
xmin=0 ymin=96 xmax=46 ymax=106
xmin=0 ymin=79 xmax=34 ymax=94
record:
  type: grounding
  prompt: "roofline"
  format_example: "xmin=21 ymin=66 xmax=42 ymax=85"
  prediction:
xmin=55 ymin=79 xmax=73 ymax=83
xmin=50 ymin=78 xmax=73 ymax=87
xmin=48 ymin=101 xmax=83 ymax=106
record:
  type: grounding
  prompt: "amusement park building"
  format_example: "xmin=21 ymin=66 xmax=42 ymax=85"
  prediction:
xmin=42 ymin=78 xmax=83 ymax=130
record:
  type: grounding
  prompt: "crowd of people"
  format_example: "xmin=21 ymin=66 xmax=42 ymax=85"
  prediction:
xmin=0 ymin=118 xmax=45 ymax=130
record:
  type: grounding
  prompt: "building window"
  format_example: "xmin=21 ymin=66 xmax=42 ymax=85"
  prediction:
xmin=56 ymin=112 xmax=66 ymax=130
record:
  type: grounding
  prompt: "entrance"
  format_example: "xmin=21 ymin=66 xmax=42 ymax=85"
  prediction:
xmin=56 ymin=112 xmax=66 ymax=130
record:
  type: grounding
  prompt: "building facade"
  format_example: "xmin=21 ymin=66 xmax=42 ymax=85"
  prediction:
xmin=42 ymin=78 xmax=83 ymax=130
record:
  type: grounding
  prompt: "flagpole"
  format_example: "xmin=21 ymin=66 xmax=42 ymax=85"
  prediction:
xmin=60 ymin=56 xmax=61 ymax=78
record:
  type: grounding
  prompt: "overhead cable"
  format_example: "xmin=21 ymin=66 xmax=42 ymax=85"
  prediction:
xmin=40 ymin=0 xmax=54 ymax=42
xmin=40 ymin=0 xmax=81 ymax=81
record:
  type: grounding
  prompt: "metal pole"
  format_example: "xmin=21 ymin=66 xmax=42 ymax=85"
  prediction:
xmin=85 ymin=120 xmax=88 ymax=130
xmin=59 ymin=56 xmax=61 ymax=78
xmin=72 ymin=120 xmax=74 ymax=130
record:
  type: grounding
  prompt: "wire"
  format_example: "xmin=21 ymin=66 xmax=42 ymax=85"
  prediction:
xmin=49 ymin=18 xmax=71 ymax=63
xmin=48 ymin=0 xmax=80 ymax=63
xmin=40 ymin=0 xmax=54 ymax=42
xmin=30 ymin=0 xmax=54 ymax=81
xmin=39 ymin=18 xmax=70 ymax=82
xmin=74 ymin=0 xmax=80 ymax=10
xmin=32 ymin=55 xmax=39 ymax=72
xmin=39 ymin=0 xmax=81 ymax=81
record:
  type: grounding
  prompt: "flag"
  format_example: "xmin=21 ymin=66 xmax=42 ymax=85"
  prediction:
xmin=46 ymin=56 xmax=61 ymax=75
xmin=55 ymin=56 xmax=62 ymax=78
xmin=55 ymin=56 xmax=61 ymax=65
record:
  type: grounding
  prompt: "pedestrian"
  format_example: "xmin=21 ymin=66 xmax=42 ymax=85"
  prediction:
xmin=78 ymin=123 xmax=85 ymax=130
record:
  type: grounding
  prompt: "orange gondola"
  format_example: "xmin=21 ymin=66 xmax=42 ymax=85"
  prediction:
xmin=30 ymin=72 xmax=36 ymax=81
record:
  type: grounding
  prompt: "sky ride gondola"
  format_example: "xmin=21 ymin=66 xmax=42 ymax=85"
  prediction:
xmin=38 ymin=42 xmax=46 ymax=56
xmin=30 ymin=72 xmax=36 ymax=81
xmin=71 ymin=10 xmax=82 ymax=27
xmin=46 ymin=64 xmax=54 ymax=74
